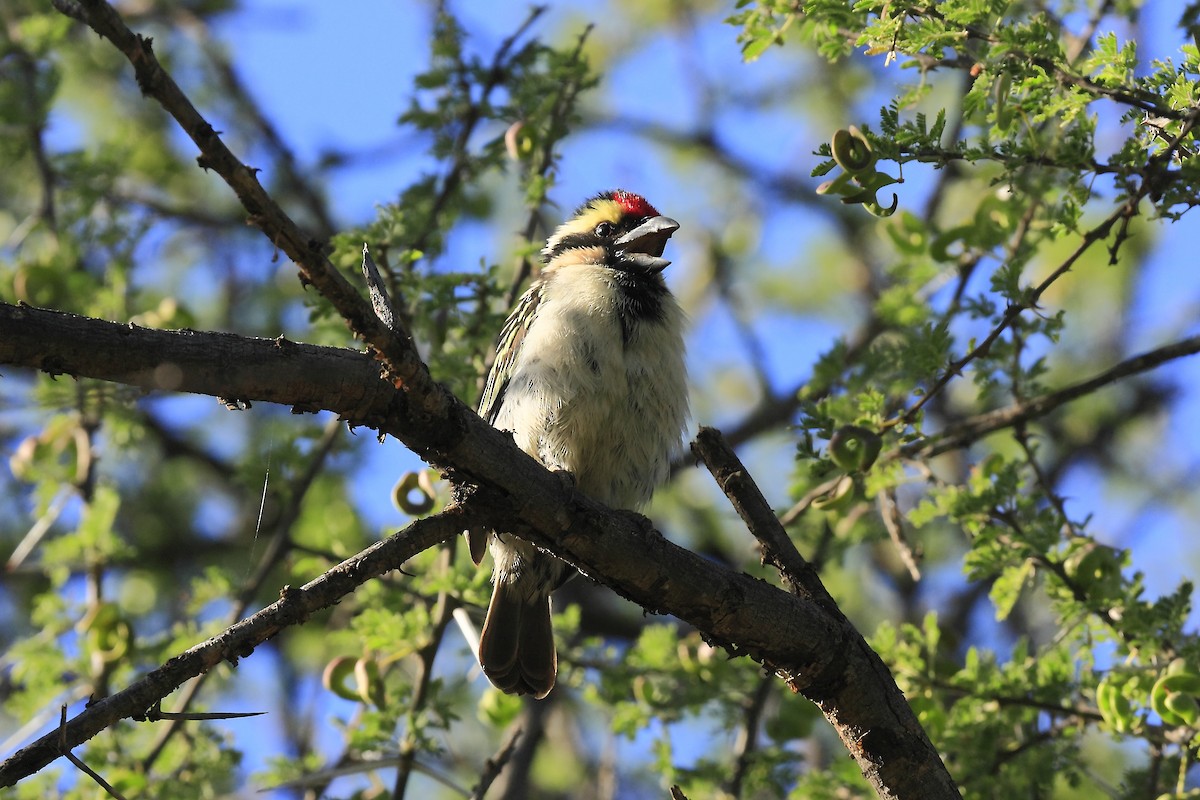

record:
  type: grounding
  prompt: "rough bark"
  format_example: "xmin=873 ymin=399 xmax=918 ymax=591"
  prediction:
xmin=0 ymin=303 xmax=393 ymax=420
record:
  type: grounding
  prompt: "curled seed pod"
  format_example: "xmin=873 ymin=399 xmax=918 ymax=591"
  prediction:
xmin=96 ymin=618 xmax=133 ymax=664
xmin=848 ymin=172 xmax=901 ymax=217
xmin=1149 ymin=667 xmax=1200 ymax=727
xmin=322 ymin=656 xmax=360 ymax=702
xmin=1160 ymin=672 xmax=1200 ymax=694
xmin=993 ymin=72 xmax=1013 ymax=130
xmin=8 ymin=435 xmax=39 ymax=480
xmin=1095 ymin=678 xmax=1121 ymax=730
xmin=811 ymin=473 xmax=858 ymax=513
xmin=831 ymin=126 xmax=876 ymax=175
xmin=504 ymin=120 xmax=535 ymax=161
xmin=1165 ymin=690 xmax=1200 ymax=727
xmin=816 ymin=172 xmax=855 ymax=197
xmin=828 ymin=425 xmax=883 ymax=472
xmin=79 ymin=603 xmax=133 ymax=665
xmin=1063 ymin=540 xmax=1124 ymax=596
xmin=393 ymin=470 xmax=437 ymax=515
xmin=864 ymin=193 xmax=900 ymax=218
xmin=504 ymin=121 xmax=524 ymax=160
xmin=355 ymin=656 xmax=387 ymax=709
xmin=1096 ymin=676 xmax=1137 ymax=733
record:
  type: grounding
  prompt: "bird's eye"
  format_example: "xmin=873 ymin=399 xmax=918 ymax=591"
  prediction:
xmin=595 ymin=221 xmax=613 ymax=238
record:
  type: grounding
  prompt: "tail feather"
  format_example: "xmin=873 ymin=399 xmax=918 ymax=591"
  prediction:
xmin=478 ymin=583 xmax=557 ymax=699
xmin=466 ymin=530 xmax=489 ymax=565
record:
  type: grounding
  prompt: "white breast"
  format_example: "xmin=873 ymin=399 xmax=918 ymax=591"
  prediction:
xmin=491 ymin=264 xmax=688 ymax=509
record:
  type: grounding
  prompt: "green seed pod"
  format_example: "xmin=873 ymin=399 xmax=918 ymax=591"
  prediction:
xmin=393 ymin=470 xmax=437 ymax=515
xmin=832 ymin=126 xmax=876 ymax=175
xmin=812 ymin=474 xmax=858 ymax=513
xmin=355 ymin=656 xmax=387 ymax=709
xmin=322 ymin=656 xmax=361 ymax=702
xmin=828 ymin=425 xmax=883 ymax=472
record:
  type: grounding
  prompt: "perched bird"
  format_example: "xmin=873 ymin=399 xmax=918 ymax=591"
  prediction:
xmin=470 ymin=189 xmax=689 ymax=699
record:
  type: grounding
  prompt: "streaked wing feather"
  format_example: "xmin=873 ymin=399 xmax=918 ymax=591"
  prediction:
xmin=469 ymin=283 xmax=543 ymax=565
xmin=477 ymin=282 xmax=543 ymax=423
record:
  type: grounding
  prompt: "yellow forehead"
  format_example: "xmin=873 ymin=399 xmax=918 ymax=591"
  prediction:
xmin=561 ymin=199 xmax=623 ymax=235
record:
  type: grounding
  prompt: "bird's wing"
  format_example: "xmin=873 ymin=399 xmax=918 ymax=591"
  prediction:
xmin=470 ymin=281 xmax=544 ymax=565
xmin=477 ymin=281 xmax=543 ymax=424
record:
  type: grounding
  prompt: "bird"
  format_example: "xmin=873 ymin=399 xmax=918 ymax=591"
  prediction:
xmin=469 ymin=189 xmax=689 ymax=699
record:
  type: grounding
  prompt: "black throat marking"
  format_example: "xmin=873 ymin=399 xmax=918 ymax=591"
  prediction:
xmin=545 ymin=231 xmax=671 ymax=344
xmin=612 ymin=267 xmax=668 ymax=344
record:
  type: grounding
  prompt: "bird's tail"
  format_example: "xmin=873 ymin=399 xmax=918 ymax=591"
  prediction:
xmin=478 ymin=582 xmax=557 ymax=699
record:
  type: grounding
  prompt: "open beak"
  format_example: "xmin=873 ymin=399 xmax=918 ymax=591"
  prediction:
xmin=615 ymin=215 xmax=679 ymax=272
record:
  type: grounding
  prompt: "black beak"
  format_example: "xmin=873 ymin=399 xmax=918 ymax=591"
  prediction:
xmin=615 ymin=215 xmax=679 ymax=272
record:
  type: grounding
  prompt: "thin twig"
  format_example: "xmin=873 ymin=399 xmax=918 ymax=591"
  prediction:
xmin=18 ymin=52 xmax=57 ymax=228
xmin=0 ymin=509 xmax=469 ymax=786
xmin=903 ymin=333 xmax=1200 ymax=459
xmin=266 ymin=754 xmax=471 ymax=796
xmin=470 ymin=725 xmax=523 ymax=800
xmin=144 ymin=709 xmax=265 ymax=721
xmin=393 ymin=544 xmax=459 ymax=799
xmin=778 ymin=475 xmax=845 ymax=528
xmin=184 ymin=15 xmax=339 ymax=237
xmin=406 ymin=5 xmax=547 ymax=266
xmin=1063 ymin=0 xmax=1116 ymax=64
xmin=492 ymin=700 xmax=551 ymax=800
xmin=140 ymin=415 xmax=343 ymax=771
xmin=691 ymin=427 xmax=826 ymax=605
xmin=878 ymin=488 xmax=921 ymax=582
xmin=504 ymin=22 xmax=595 ymax=306
xmin=49 ymin=0 xmax=434 ymax=401
xmin=59 ymin=706 xmax=128 ymax=800
xmin=1013 ymin=423 xmax=1078 ymax=539
xmin=899 ymin=204 xmax=1126 ymax=427
xmin=1146 ymin=742 xmax=1164 ymax=799
xmin=474 ymin=22 xmax=596 ymax=401
xmin=726 ymin=676 xmax=773 ymax=798
xmin=5 ymin=490 xmax=70 ymax=571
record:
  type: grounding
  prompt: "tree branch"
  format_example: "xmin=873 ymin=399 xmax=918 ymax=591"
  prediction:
xmin=470 ymin=724 xmax=522 ymax=800
xmin=49 ymin=0 xmax=435 ymax=413
xmin=0 ymin=302 xmax=394 ymax=422
xmin=691 ymin=427 xmax=960 ymax=799
xmin=139 ymin=416 xmax=345 ymax=771
xmin=691 ymin=427 xmax=824 ymax=603
xmin=14 ymin=300 xmax=1198 ymax=794
xmin=904 ymin=333 xmax=1200 ymax=459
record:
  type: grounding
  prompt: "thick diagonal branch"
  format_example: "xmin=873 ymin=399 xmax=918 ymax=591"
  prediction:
xmin=692 ymin=427 xmax=959 ymax=799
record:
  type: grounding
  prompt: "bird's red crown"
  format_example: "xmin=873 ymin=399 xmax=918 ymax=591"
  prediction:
xmin=611 ymin=190 xmax=659 ymax=218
